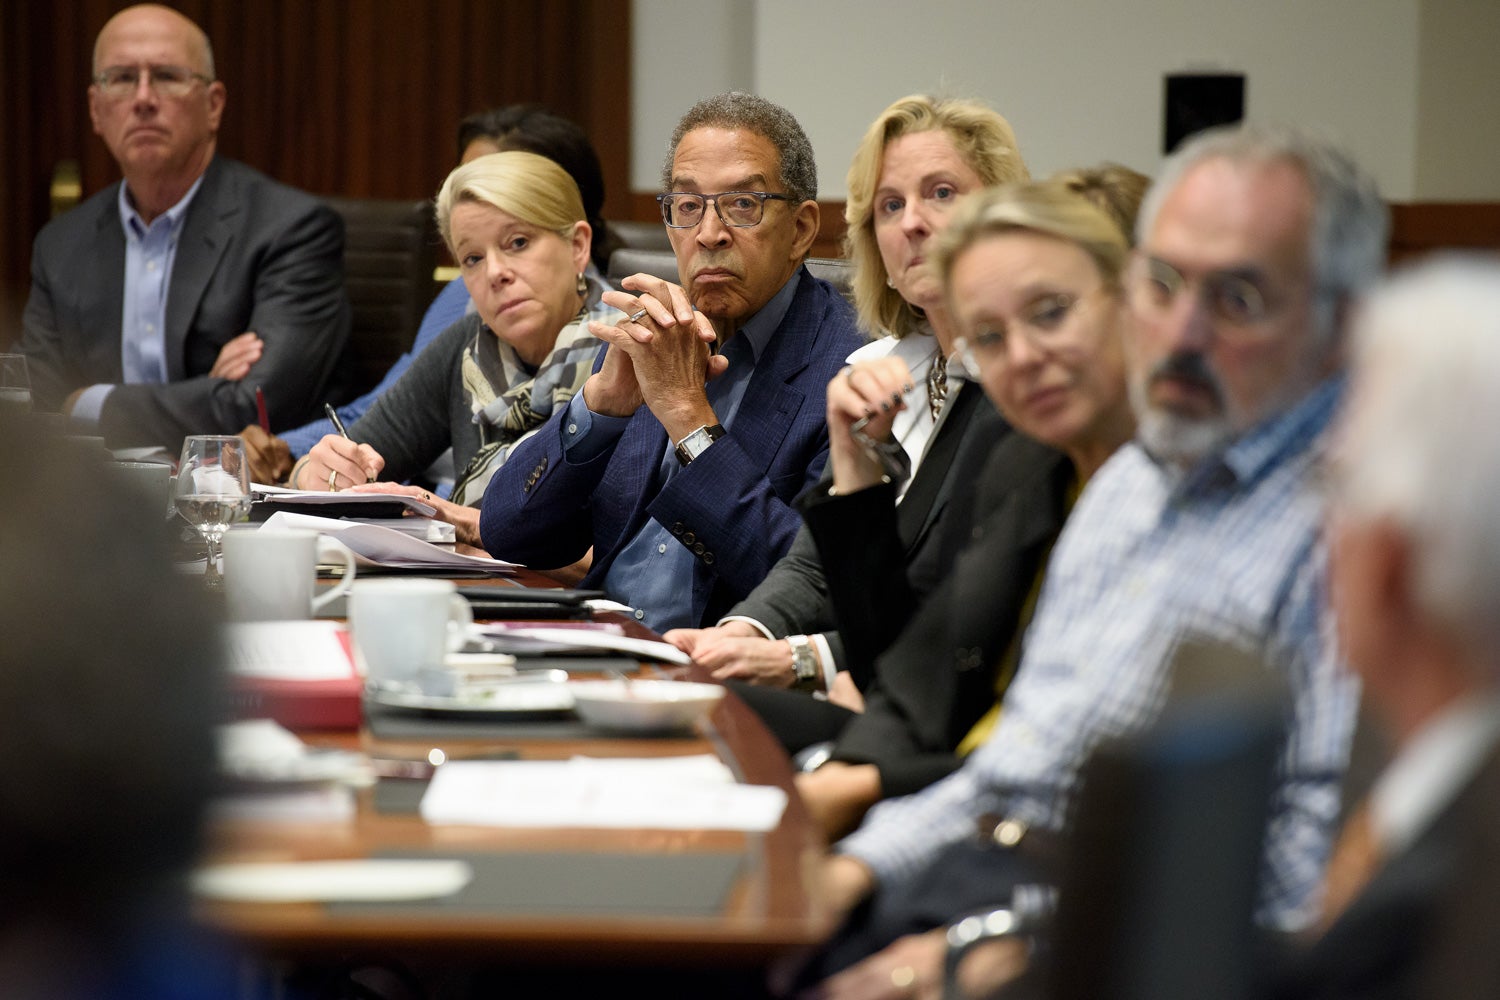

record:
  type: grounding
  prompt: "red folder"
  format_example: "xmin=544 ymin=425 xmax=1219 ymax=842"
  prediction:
xmin=228 ymin=630 xmax=363 ymax=730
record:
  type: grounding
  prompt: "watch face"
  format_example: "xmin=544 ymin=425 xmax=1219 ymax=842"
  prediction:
xmin=790 ymin=639 xmax=817 ymax=680
xmin=675 ymin=424 xmax=725 ymax=465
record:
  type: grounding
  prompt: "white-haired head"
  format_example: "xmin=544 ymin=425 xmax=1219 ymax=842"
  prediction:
xmin=1336 ymin=253 xmax=1500 ymax=672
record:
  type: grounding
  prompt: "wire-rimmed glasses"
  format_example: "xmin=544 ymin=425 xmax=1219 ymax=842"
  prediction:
xmin=1126 ymin=255 xmax=1320 ymax=334
xmin=92 ymin=64 xmax=213 ymax=100
xmin=954 ymin=288 xmax=1106 ymax=379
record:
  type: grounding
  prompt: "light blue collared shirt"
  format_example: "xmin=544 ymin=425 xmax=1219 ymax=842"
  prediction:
xmin=71 ymin=177 xmax=206 ymax=427
xmin=840 ymin=377 xmax=1359 ymax=932
xmin=562 ymin=270 xmax=801 ymax=631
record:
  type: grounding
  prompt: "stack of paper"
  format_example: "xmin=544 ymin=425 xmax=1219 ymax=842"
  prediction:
xmin=260 ymin=511 xmax=517 ymax=573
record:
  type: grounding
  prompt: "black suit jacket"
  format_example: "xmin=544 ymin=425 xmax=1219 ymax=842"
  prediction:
xmin=724 ymin=380 xmax=993 ymax=676
xmin=19 ymin=156 xmax=350 ymax=449
xmin=1272 ymin=740 xmax=1500 ymax=1000
xmin=804 ymin=426 xmax=1072 ymax=796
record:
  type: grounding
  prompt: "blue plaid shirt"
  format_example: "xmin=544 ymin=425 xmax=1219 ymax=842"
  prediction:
xmin=838 ymin=377 xmax=1358 ymax=931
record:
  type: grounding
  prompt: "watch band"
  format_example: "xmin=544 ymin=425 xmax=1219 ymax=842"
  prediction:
xmin=674 ymin=423 xmax=725 ymax=466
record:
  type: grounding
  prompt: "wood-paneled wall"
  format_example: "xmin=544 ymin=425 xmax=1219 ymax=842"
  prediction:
xmin=0 ymin=0 xmax=632 ymax=348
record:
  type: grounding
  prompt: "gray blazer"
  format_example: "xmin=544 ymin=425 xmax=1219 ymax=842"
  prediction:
xmin=19 ymin=156 xmax=350 ymax=450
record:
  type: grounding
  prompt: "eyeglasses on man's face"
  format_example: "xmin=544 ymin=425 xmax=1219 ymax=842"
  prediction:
xmin=955 ymin=287 xmax=1105 ymax=378
xmin=657 ymin=191 xmax=792 ymax=229
xmin=93 ymin=64 xmax=213 ymax=100
xmin=1127 ymin=255 xmax=1319 ymax=334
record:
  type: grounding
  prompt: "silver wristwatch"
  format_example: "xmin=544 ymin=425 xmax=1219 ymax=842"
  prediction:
xmin=788 ymin=634 xmax=820 ymax=690
xmin=674 ymin=423 xmax=725 ymax=466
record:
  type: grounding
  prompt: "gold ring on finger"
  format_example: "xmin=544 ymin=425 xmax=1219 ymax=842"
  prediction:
xmin=890 ymin=965 xmax=917 ymax=990
xmin=328 ymin=469 xmax=338 ymax=492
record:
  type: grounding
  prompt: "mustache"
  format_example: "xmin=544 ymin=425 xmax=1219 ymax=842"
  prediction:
xmin=1149 ymin=352 xmax=1224 ymax=401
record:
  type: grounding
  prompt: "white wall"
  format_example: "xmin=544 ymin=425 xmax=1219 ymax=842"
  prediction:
xmin=633 ymin=0 xmax=1433 ymax=201
xmin=630 ymin=0 xmax=755 ymax=192
xmin=1414 ymin=0 xmax=1500 ymax=200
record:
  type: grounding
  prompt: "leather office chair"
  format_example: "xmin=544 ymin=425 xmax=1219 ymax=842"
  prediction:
xmin=608 ymin=219 xmax=673 ymax=254
xmin=323 ymin=196 xmax=442 ymax=401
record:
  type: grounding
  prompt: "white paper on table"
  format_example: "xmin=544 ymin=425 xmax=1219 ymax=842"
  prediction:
xmin=419 ymin=755 xmax=788 ymax=832
xmin=208 ymin=785 xmax=357 ymax=825
xmin=261 ymin=510 xmax=517 ymax=572
xmin=480 ymin=626 xmax=691 ymax=665
xmin=223 ymin=620 xmax=355 ymax=681
xmin=193 ymin=858 xmax=472 ymax=902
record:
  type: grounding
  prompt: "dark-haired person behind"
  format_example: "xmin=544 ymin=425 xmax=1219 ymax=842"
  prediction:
xmin=0 ymin=421 xmax=236 ymax=997
xmin=242 ymin=104 xmax=617 ymax=482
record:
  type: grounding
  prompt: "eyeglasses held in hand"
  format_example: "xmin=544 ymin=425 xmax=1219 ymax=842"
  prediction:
xmin=93 ymin=64 xmax=213 ymax=100
xmin=657 ymin=191 xmax=792 ymax=229
xmin=849 ymin=415 xmax=912 ymax=487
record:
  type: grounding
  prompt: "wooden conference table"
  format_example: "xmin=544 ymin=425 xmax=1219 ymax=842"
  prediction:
xmin=197 ymin=569 xmax=835 ymax=974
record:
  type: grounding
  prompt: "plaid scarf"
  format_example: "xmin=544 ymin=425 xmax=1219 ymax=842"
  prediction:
xmin=450 ymin=277 xmax=617 ymax=505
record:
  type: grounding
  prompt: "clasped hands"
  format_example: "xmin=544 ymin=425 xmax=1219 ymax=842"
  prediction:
xmin=585 ymin=273 xmax=728 ymax=440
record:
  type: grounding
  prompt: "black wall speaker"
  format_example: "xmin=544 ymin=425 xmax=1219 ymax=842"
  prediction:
xmin=1164 ymin=73 xmax=1246 ymax=154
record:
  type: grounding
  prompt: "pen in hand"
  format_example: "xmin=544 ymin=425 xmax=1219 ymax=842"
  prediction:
xmin=322 ymin=402 xmax=373 ymax=486
xmin=324 ymin=403 xmax=350 ymax=439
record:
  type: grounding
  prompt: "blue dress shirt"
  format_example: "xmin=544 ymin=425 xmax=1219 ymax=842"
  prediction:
xmin=71 ymin=176 xmax=205 ymax=426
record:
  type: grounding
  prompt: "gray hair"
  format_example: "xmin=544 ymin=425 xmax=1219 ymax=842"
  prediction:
xmin=661 ymin=92 xmax=817 ymax=204
xmin=1337 ymin=254 xmax=1500 ymax=669
xmin=1137 ymin=123 xmax=1388 ymax=339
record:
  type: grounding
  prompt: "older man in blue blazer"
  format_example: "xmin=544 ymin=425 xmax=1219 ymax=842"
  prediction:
xmin=18 ymin=4 xmax=348 ymax=452
xmin=480 ymin=93 xmax=863 ymax=632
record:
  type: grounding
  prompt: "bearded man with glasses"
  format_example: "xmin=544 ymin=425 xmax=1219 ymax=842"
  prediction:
xmin=480 ymin=92 xmax=862 ymax=632
xmin=18 ymin=3 xmax=348 ymax=453
xmin=796 ymin=125 xmax=1389 ymax=996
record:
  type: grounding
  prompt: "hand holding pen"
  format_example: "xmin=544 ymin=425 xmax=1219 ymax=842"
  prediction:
xmin=294 ymin=403 xmax=384 ymax=491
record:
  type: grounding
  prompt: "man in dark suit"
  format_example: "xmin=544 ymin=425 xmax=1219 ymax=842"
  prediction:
xmin=479 ymin=93 xmax=863 ymax=632
xmin=1277 ymin=256 xmax=1500 ymax=1000
xmin=17 ymin=3 xmax=348 ymax=452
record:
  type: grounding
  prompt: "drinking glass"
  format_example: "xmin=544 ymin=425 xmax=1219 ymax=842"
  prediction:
xmin=0 ymin=354 xmax=31 ymax=415
xmin=175 ymin=435 xmax=253 ymax=588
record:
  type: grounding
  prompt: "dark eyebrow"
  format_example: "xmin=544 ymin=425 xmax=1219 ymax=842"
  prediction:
xmin=669 ymin=173 xmax=770 ymax=193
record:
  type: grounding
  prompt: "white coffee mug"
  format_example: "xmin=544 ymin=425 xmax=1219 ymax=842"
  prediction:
xmin=348 ymin=578 xmax=473 ymax=684
xmin=223 ymin=528 xmax=357 ymax=621
xmin=110 ymin=460 xmax=172 ymax=518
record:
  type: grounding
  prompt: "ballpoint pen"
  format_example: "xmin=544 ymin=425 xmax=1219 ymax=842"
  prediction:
xmin=324 ymin=403 xmax=350 ymax=439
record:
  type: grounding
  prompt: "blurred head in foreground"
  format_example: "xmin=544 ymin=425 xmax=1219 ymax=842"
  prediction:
xmin=1330 ymin=255 xmax=1500 ymax=738
xmin=0 ymin=421 xmax=222 ymax=993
